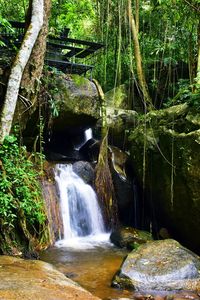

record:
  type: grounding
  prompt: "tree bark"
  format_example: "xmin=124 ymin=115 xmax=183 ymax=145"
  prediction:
xmin=0 ymin=0 xmax=45 ymax=143
xmin=135 ymin=0 xmax=139 ymax=33
xmin=127 ymin=0 xmax=153 ymax=110
xmin=21 ymin=0 xmax=51 ymax=95
xmin=183 ymin=1 xmax=200 ymax=86
xmin=197 ymin=20 xmax=200 ymax=85
xmin=16 ymin=0 xmax=51 ymax=130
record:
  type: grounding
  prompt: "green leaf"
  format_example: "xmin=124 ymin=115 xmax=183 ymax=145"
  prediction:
xmin=4 ymin=135 xmax=17 ymax=144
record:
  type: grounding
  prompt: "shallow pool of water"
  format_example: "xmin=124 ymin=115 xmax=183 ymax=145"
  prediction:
xmin=40 ymin=240 xmax=134 ymax=300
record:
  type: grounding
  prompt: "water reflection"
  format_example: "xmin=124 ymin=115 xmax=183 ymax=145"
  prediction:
xmin=40 ymin=245 xmax=133 ymax=299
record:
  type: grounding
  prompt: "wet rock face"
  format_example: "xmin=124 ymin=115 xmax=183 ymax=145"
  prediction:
xmin=110 ymin=227 xmax=152 ymax=249
xmin=112 ymin=239 xmax=200 ymax=292
xmin=79 ymin=138 xmax=100 ymax=162
xmin=41 ymin=164 xmax=63 ymax=243
xmin=72 ymin=161 xmax=95 ymax=184
xmin=129 ymin=104 xmax=200 ymax=252
xmin=0 ymin=256 xmax=100 ymax=300
xmin=109 ymin=146 xmax=136 ymax=226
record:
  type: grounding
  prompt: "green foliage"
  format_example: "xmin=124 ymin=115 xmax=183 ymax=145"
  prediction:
xmin=164 ymin=79 xmax=200 ymax=109
xmin=42 ymin=67 xmax=63 ymax=118
xmin=0 ymin=16 xmax=14 ymax=46
xmin=0 ymin=135 xmax=46 ymax=231
xmin=128 ymin=242 xmax=141 ymax=250
xmin=71 ymin=74 xmax=88 ymax=87
xmin=0 ymin=1 xmax=27 ymax=50
xmin=0 ymin=16 xmax=13 ymax=31
xmin=93 ymin=0 xmax=199 ymax=106
xmin=50 ymin=0 xmax=96 ymax=39
xmin=49 ymin=98 xmax=59 ymax=117
xmin=0 ymin=0 xmax=28 ymax=21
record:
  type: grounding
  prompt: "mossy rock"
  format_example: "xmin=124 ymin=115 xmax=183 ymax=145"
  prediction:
xmin=48 ymin=73 xmax=100 ymax=130
xmin=129 ymin=104 xmax=200 ymax=253
xmin=110 ymin=226 xmax=153 ymax=249
xmin=106 ymin=107 xmax=138 ymax=148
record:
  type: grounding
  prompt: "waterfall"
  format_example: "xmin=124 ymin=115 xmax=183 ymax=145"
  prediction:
xmin=84 ymin=128 xmax=92 ymax=141
xmin=74 ymin=128 xmax=93 ymax=150
xmin=54 ymin=164 xmax=109 ymax=248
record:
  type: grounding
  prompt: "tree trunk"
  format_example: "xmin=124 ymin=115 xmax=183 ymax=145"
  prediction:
xmin=197 ymin=20 xmax=200 ymax=85
xmin=135 ymin=0 xmax=139 ymax=33
xmin=127 ymin=0 xmax=153 ymax=110
xmin=0 ymin=0 xmax=51 ymax=143
xmin=188 ymin=31 xmax=196 ymax=86
xmin=183 ymin=1 xmax=200 ymax=86
xmin=16 ymin=0 xmax=51 ymax=130
xmin=21 ymin=0 xmax=51 ymax=95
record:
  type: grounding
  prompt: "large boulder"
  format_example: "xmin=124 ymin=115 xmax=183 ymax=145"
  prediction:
xmin=112 ymin=239 xmax=200 ymax=291
xmin=42 ymin=74 xmax=100 ymax=159
xmin=16 ymin=72 xmax=100 ymax=152
xmin=50 ymin=74 xmax=100 ymax=130
xmin=129 ymin=104 xmax=200 ymax=253
xmin=0 ymin=255 xmax=100 ymax=300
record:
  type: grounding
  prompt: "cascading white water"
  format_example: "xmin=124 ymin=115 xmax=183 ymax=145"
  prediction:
xmin=74 ymin=128 xmax=93 ymax=150
xmin=84 ymin=128 xmax=92 ymax=141
xmin=55 ymin=164 xmax=110 ymax=248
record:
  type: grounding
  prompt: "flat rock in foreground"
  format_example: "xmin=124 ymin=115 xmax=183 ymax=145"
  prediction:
xmin=0 ymin=255 xmax=100 ymax=300
xmin=112 ymin=239 xmax=200 ymax=292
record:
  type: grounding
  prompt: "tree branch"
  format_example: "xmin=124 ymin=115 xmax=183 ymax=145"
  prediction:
xmin=182 ymin=0 xmax=200 ymax=14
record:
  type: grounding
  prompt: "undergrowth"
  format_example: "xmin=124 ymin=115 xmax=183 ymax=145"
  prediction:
xmin=164 ymin=80 xmax=200 ymax=109
xmin=0 ymin=135 xmax=48 ymax=253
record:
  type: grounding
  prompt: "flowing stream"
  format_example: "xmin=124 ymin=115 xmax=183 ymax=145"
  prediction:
xmin=54 ymin=163 xmax=110 ymax=248
xmin=40 ymin=163 xmax=134 ymax=299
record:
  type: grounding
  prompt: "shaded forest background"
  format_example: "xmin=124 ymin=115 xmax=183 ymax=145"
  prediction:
xmin=0 ymin=0 xmax=200 ymax=109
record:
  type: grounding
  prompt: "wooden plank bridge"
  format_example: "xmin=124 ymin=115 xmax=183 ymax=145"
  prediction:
xmin=0 ymin=21 xmax=103 ymax=76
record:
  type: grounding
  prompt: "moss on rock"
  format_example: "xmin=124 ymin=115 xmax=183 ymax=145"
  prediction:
xmin=47 ymin=73 xmax=100 ymax=130
xmin=128 ymin=104 xmax=200 ymax=252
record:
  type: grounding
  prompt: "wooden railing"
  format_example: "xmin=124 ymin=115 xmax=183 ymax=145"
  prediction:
xmin=0 ymin=21 xmax=103 ymax=75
